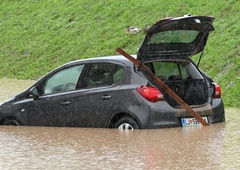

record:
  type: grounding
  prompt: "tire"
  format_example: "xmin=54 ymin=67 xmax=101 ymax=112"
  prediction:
xmin=1 ymin=118 xmax=20 ymax=126
xmin=114 ymin=116 xmax=139 ymax=130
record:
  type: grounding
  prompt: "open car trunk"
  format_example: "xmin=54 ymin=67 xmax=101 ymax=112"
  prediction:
xmin=136 ymin=15 xmax=214 ymax=107
xmin=137 ymin=15 xmax=215 ymax=61
xmin=145 ymin=59 xmax=209 ymax=107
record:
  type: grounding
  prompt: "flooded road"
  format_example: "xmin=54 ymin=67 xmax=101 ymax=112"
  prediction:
xmin=0 ymin=78 xmax=239 ymax=169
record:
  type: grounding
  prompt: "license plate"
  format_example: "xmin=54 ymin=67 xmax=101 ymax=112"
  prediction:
xmin=181 ymin=117 xmax=208 ymax=127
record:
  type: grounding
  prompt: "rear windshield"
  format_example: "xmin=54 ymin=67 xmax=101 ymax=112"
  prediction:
xmin=147 ymin=30 xmax=199 ymax=44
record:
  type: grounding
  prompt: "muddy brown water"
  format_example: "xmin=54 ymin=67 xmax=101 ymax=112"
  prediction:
xmin=0 ymin=78 xmax=239 ymax=169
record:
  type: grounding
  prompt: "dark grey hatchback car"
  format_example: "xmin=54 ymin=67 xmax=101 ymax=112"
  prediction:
xmin=0 ymin=15 xmax=225 ymax=129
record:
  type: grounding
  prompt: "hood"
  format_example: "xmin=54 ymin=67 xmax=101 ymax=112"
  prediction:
xmin=137 ymin=15 xmax=215 ymax=62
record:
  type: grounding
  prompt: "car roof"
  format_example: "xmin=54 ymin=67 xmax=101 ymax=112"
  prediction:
xmin=65 ymin=55 xmax=137 ymax=66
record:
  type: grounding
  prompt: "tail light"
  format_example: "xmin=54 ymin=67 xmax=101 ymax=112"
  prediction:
xmin=213 ymin=83 xmax=221 ymax=98
xmin=136 ymin=86 xmax=164 ymax=102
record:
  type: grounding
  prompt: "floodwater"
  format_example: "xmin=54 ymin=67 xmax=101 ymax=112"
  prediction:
xmin=0 ymin=78 xmax=239 ymax=169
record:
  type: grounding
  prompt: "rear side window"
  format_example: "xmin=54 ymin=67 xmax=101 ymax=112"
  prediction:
xmin=83 ymin=63 xmax=124 ymax=88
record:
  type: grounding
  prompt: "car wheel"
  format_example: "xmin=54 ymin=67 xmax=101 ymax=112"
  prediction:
xmin=1 ymin=118 xmax=20 ymax=126
xmin=114 ymin=117 xmax=139 ymax=130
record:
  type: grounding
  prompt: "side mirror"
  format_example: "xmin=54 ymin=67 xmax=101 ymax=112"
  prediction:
xmin=30 ymin=86 xmax=40 ymax=100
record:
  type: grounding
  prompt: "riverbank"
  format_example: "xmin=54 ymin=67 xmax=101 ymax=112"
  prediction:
xmin=0 ymin=0 xmax=239 ymax=107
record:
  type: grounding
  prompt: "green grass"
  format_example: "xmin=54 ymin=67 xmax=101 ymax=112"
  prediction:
xmin=0 ymin=0 xmax=239 ymax=107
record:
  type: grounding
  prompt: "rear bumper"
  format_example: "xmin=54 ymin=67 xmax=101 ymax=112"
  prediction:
xmin=208 ymin=98 xmax=225 ymax=123
xmin=142 ymin=98 xmax=225 ymax=129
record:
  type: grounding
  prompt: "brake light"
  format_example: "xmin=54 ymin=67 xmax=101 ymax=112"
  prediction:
xmin=213 ymin=83 xmax=221 ymax=98
xmin=136 ymin=86 xmax=164 ymax=102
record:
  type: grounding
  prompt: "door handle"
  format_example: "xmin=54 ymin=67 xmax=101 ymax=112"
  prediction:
xmin=101 ymin=95 xmax=112 ymax=100
xmin=61 ymin=101 xmax=71 ymax=106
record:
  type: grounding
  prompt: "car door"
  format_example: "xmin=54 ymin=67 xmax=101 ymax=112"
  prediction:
xmin=69 ymin=62 xmax=125 ymax=128
xmin=25 ymin=64 xmax=85 ymax=126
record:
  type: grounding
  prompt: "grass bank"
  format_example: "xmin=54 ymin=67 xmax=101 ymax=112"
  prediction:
xmin=0 ymin=0 xmax=239 ymax=107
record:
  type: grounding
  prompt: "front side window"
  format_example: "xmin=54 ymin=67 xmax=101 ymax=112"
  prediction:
xmin=43 ymin=65 xmax=84 ymax=95
xmin=83 ymin=63 xmax=124 ymax=88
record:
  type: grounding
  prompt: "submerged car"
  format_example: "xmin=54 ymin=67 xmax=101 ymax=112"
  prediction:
xmin=0 ymin=15 xmax=225 ymax=129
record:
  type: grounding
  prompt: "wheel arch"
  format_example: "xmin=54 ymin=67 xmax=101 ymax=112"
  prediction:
xmin=109 ymin=112 xmax=142 ymax=128
xmin=0 ymin=114 xmax=22 ymax=125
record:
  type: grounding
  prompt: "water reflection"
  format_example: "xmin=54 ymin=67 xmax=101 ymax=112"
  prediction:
xmin=0 ymin=78 xmax=239 ymax=169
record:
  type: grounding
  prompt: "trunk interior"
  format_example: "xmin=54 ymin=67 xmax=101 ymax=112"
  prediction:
xmin=163 ymin=79 xmax=208 ymax=107
xmin=145 ymin=59 xmax=209 ymax=107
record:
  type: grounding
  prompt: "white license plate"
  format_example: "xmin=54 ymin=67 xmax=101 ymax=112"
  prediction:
xmin=181 ymin=117 xmax=208 ymax=127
